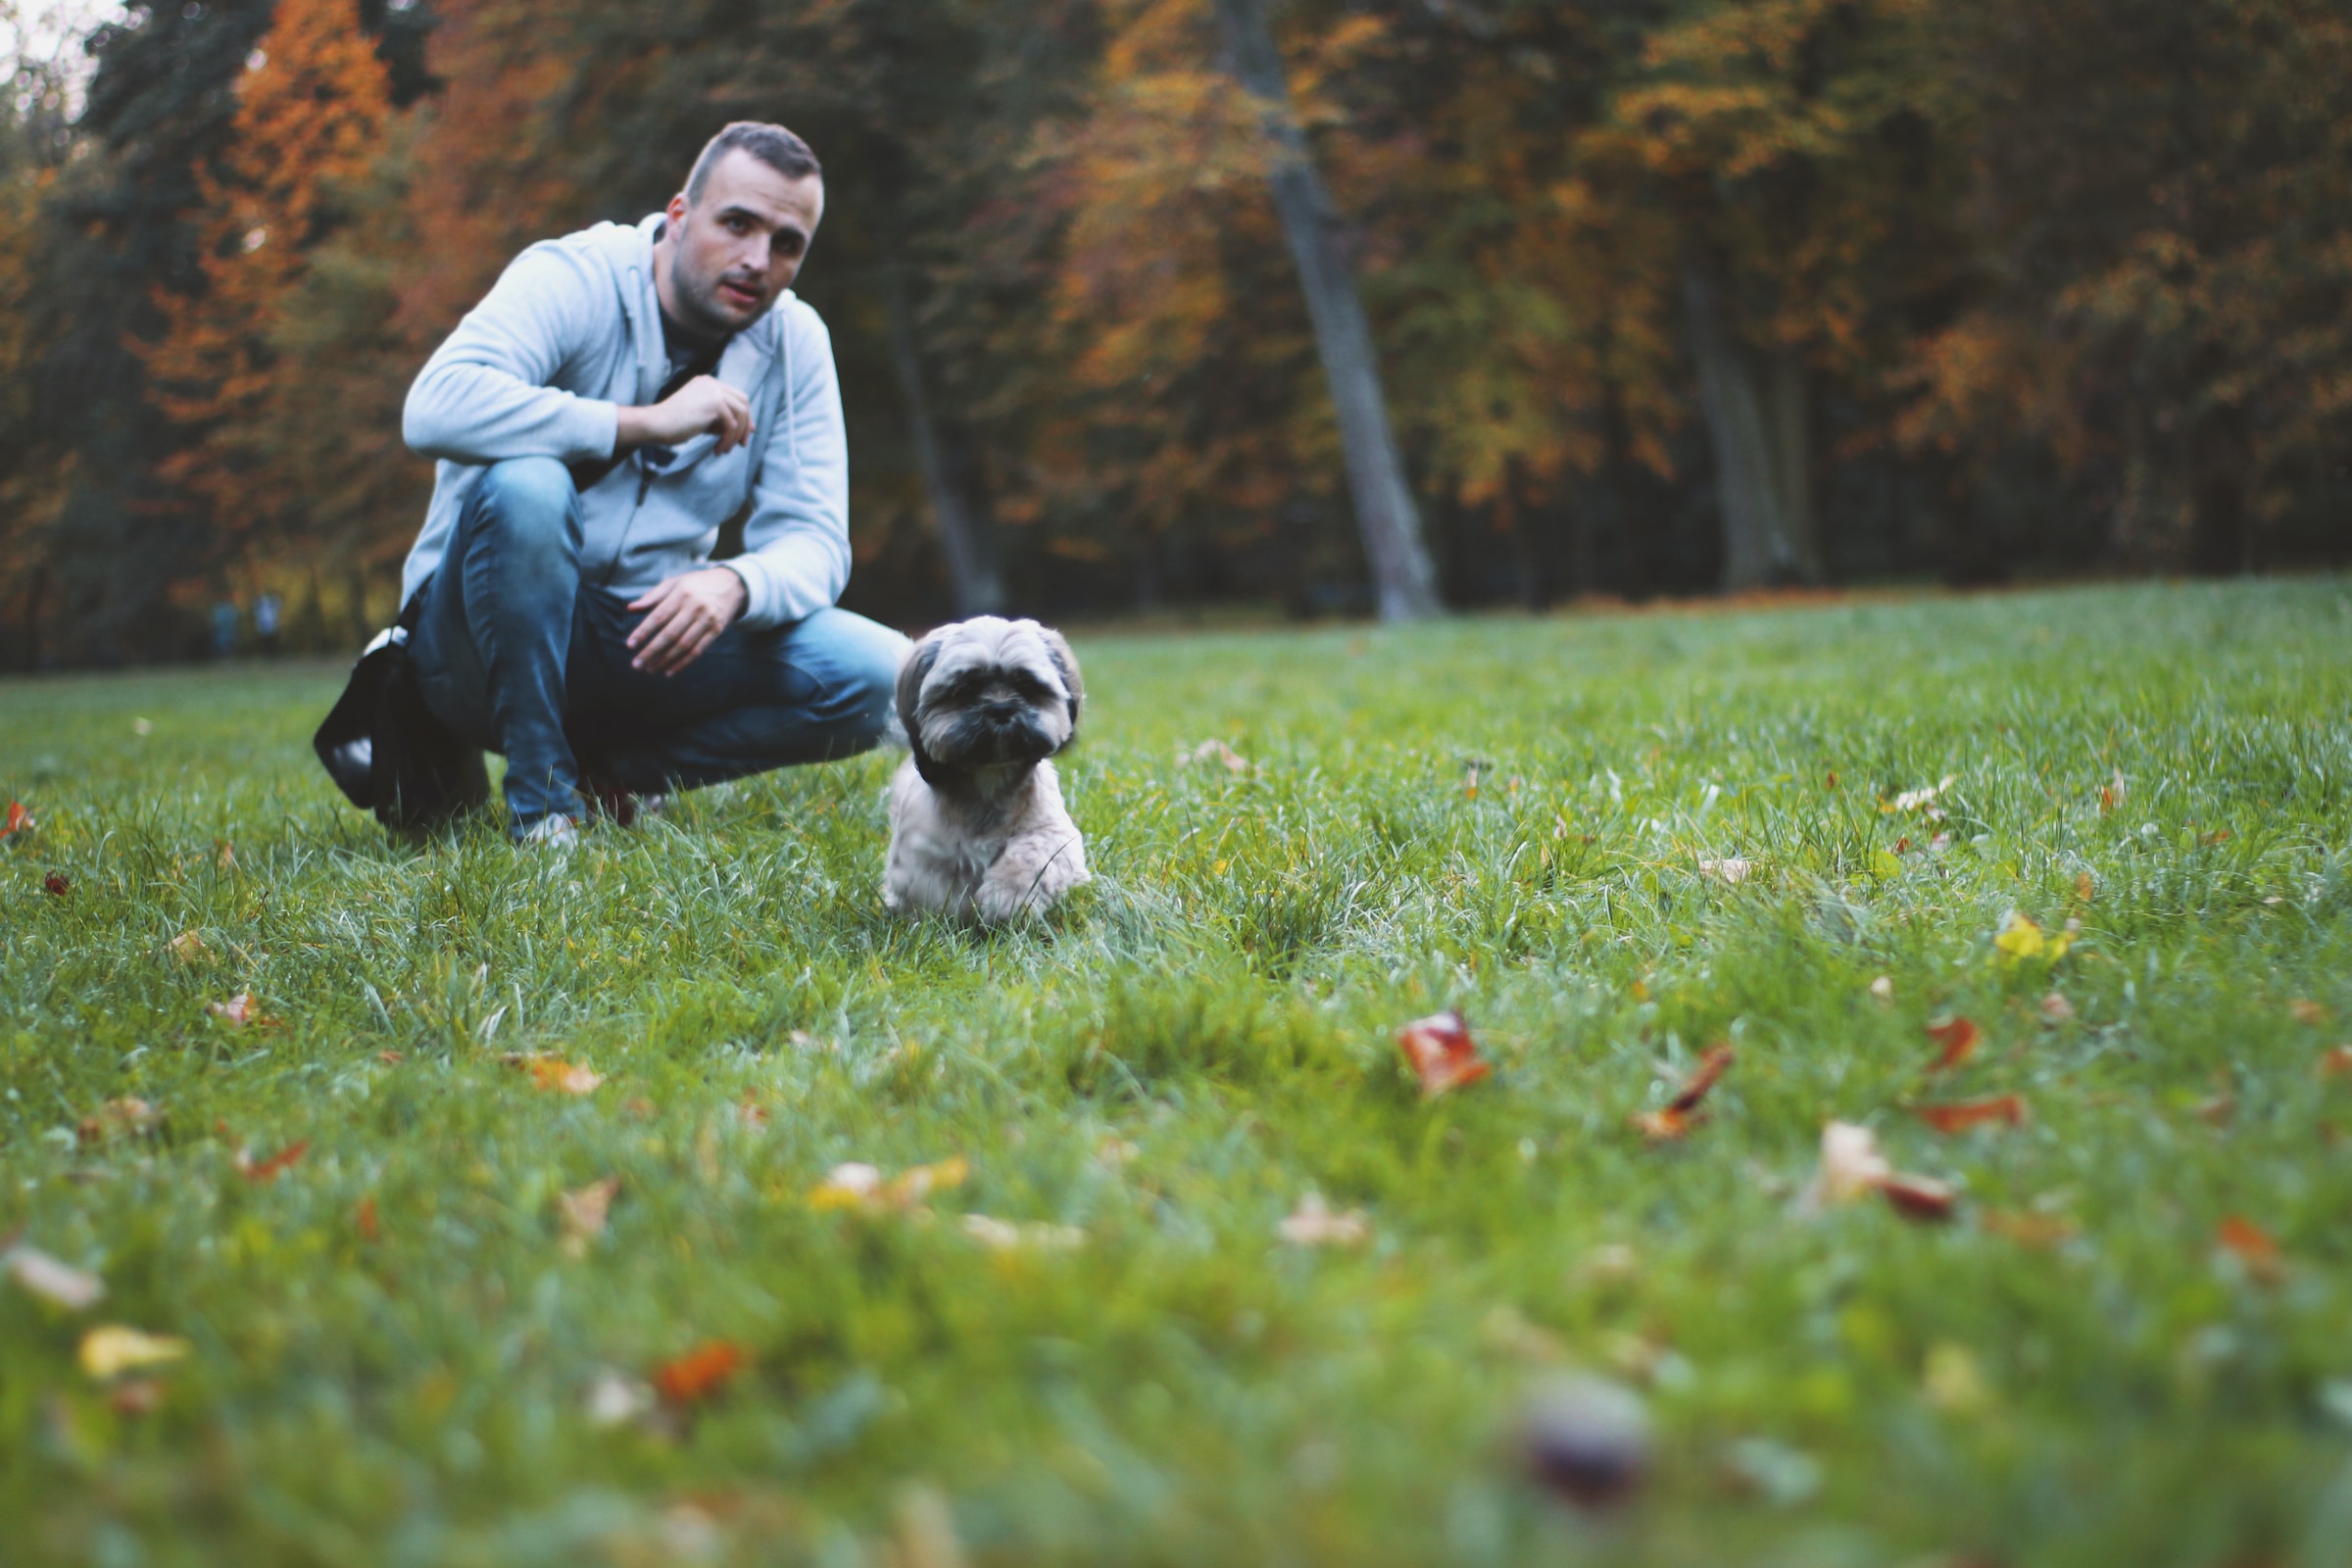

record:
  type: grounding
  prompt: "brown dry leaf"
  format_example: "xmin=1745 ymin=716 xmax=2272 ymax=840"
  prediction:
xmin=78 ymin=1098 xmax=161 ymax=1148
xmin=215 ymin=840 xmax=236 ymax=872
xmin=207 ymin=993 xmax=256 ymax=1026
xmin=236 ymin=1141 xmax=309 ymax=1184
xmin=558 ymin=1177 xmax=621 ymax=1257
xmin=2192 ymin=1095 xmax=2236 ymax=1127
xmin=2076 ymin=872 xmax=2095 ymax=902
xmin=1880 ymin=1173 xmax=1958 ymax=1223
xmin=43 ymin=870 xmax=68 ymax=896
xmin=651 ymin=1340 xmax=749 ymax=1405
xmin=505 ymin=1054 xmax=604 ymax=1095
xmin=3 ymin=1245 xmax=105 ymax=1310
xmin=1925 ymin=1016 xmax=1982 ymax=1072
xmin=2288 ymin=1000 xmax=2330 ymax=1026
xmin=1396 ymin=1008 xmax=1491 ymax=1098
xmin=2216 ymin=1215 xmax=2283 ymax=1283
xmin=1277 ymin=1193 xmax=1369 ymax=1248
xmin=1177 ymin=739 xmax=1249 ymax=774
xmin=2317 ymin=1046 xmax=2352 ymax=1079
xmin=1636 ymin=1046 xmax=1734 ymax=1143
xmin=168 ymin=930 xmax=209 ymax=964
xmin=883 ymin=1156 xmax=968 ymax=1208
xmin=1981 ymin=1209 xmax=2077 ymax=1248
xmin=1913 ymin=1095 xmax=2029 ymax=1134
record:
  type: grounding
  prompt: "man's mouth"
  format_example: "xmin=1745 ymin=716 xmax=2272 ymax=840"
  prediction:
xmin=716 ymin=278 xmax=762 ymax=311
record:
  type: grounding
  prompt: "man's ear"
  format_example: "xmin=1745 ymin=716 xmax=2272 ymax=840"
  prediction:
xmin=1039 ymin=628 xmax=1083 ymax=739
xmin=664 ymin=190 xmax=689 ymax=229
xmin=896 ymin=636 xmax=946 ymax=787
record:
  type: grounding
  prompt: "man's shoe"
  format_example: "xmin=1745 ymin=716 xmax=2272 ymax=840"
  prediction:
xmin=517 ymin=812 xmax=581 ymax=851
xmin=579 ymin=776 xmax=665 ymax=828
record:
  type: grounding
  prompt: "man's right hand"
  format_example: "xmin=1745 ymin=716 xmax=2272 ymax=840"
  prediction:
xmin=614 ymin=375 xmax=754 ymax=456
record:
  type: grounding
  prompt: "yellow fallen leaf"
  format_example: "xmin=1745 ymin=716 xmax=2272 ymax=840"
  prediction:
xmin=1992 ymin=910 xmax=2073 ymax=966
xmin=80 ymin=1325 xmax=189 ymax=1379
xmin=810 ymin=1156 xmax=970 ymax=1213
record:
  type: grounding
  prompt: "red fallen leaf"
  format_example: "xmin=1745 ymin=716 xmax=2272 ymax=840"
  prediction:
xmin=355 ymin=1195 xmax=380 ymax=1242
xmin=1396 ymin=1009 xmax=1490 ymax=1098
xmin=43 ymin=871 xmax=68 ymax=896
xmin=505 ymin=1054 xmax=604 ymax=1095
xmin=237 ymin=1141 xmax=309 ymax=1183
xmin=2216 ymin=1215 xmax=2282 ymax=1282
xmin=1913 ymin=1095 xmax=2028 ymax=1133
xmin=652 ymin=1340 xmax=748 ymax=1405
xmin=1635 ymin=1046 xmax=1735 ymax=1143
xmin=2 ymin=800 xmax=28 ymax=840
xmin=1925 ymin=1016 xmax=1981 ymax=1072
xmin=2318 ymin=1046 xmax=2352 ymax=1078
xmin=1824 ymin=770 xmax=1838 ymax=790
xmin=2075 ymin=872 xmax=2094 ymax=903
xmin=1981 ymin=1209 xmax=2076 ymax=1248
xmin=1879 ymin=1173 xmax=1957 ymax=1222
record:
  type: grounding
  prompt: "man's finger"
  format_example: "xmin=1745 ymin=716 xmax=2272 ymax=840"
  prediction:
xmin=629 ymin=596 xmax=693 ymax=663
xmin=632 ymin=601 xmax=710 ymax=672
xmin=625 ymin=579 xmax=677 ymax=625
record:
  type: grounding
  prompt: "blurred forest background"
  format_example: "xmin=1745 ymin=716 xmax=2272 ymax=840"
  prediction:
xmin=0 ymin=0 xmax=2346 ymax=666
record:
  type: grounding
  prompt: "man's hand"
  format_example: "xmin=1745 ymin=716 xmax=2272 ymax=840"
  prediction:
xmin=615 ymin=375 xmax=754 ymax=456
xmin=627 ymin=566 xmax=748 ymax=675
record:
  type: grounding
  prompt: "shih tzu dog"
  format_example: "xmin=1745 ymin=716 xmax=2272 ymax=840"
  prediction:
xmin=883 ymin=616 xmax=1089 ymax=924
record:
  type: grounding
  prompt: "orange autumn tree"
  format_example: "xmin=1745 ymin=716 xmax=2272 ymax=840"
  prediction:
xmin=142 ymin=0 xmax=392 ymax=582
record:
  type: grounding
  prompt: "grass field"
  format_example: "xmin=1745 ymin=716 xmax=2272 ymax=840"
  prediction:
xmin=3 ymin=578 xmax=2350 ymax=1567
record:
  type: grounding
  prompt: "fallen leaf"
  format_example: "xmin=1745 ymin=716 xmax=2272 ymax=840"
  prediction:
xmin=1824 ymin=770 xmax=1838 ymax=789
xmin=1277 ymin=1193 xmax=1369 ymax=1248
xmin=1981 ymin=1209 xmax=2076 ymax=1248
xmin=809 ymin=1157 xmax=968 ymax=1213
xmin=2040 ymin=992 xmax=2075 ymax=1022
xmin=1879 ymin=1173 xmax=1958 ymax=1222
xmin=2216 ymin=1215 xmax=2282 ymax=1283
xmin=1396 ymin=1008 xmax=1491 ymax=1098
xmin=1636 ymin=1045 xmax=1734 ymax=1142
xmin=1697 ymin=858 xmax=1751 ymax=885
xmin=355 ymin=1195 xmax=380 ymax=1242
xmin=207 ymin=993 xmax=256 ymax=1026
xmin=375 ymin=1051 xmax=403 ymax=1065
xmin=505 ymin=1054 xmax=603 ymax=1095
xmin=1993 ymin=911 xmax=2071 ymax=965
xmin=215 ymin=840 xmax=236 ymax=872
xmin=2318 ymin=1046 xmax=2352 ymax=1078
xmin=79 ymin=1325 xmax=189 ymax=1379
xmin=960 ymin=1213 xmax=1084 ymax=1250
xmin=1889 ymin=776 xmax=1956 ymax=813
xmin=651 ymin=1340 xmax=748 ymax=1405
xmin=4 ymin=1246 xmax=105 ymax=1310
xmin=77 ymin=1098 xmax=161 ymax=1147
xmin=108 ymin=1378 xmax=167 ymax=1415
xmin=1925 ymin=1016 xmax=1982 ymax=1071
xmin=2288 ymin=1000 xmax=2330 ymax=1026
xmin=885 ymin=1155 xmax=969 ymax=1208
xmin=1177 ymin=739 xmax=1249 ymax=773
xmin=1913 ymin=1095 xmax=2028 ymax=1133
xmin=2076 ymin=872 xmax=2095 ymax=902
xmin=558 ymin=1177 xmax=621 ymax=1256
xmin=585 ymin=1371 xmax=655 ymax=1428
xmin=236 ymin=1140 xmax=309 ymax=1183
xmin=1869 ymin=975 xmax=1893 ymax=1004
xmin=168 ymin=930 xmax=209 ymax=964
xmin=2192 ymin=1095 xmax=2236 ymax=1126
xmin=737 ymin=1099 xmax=768 ymax=1132
xmin=1 ymin=800 xmax=30 ymax=840
xmin=42 ymin=871 xmax=68 ymax=896
xmin=1814 ymin=1122 xmax=1892 ymax=1205
xmin=808 ymin=1161 xmax=883 ymax=1210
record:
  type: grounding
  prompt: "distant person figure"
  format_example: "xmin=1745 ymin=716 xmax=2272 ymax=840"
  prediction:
xmin=255 ymin=593 xmax=282 ymax=657
xmin=211 ymin=600 xmax=239 ymax=661
xmin=395 ymin=121 xmax=906 ymax=845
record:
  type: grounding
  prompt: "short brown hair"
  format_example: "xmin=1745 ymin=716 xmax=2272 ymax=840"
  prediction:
xmin=685 ymin=122 xmax=822 ymax=203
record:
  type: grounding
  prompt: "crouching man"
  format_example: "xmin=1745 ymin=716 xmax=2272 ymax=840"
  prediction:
xmin=398 ymin=121 xmax=907 ymax=844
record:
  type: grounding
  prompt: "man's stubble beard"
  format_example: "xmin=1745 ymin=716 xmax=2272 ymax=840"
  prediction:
xmin=668 ymin=216 xmax=764 ymax=339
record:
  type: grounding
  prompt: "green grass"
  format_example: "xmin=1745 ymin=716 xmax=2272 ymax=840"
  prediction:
xmin=4 ymin=578 xmax=2351 ymax=1567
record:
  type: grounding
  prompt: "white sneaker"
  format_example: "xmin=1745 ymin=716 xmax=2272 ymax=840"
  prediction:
xmin=517 ymin=812 xmax=581 ymax=851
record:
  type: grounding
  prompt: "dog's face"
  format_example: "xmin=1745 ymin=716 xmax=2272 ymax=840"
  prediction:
xmin=897 ymin=616 xmax=1083 ymax=789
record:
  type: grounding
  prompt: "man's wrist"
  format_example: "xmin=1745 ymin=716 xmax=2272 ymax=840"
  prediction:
xmin=715 ymin=562 xmax=755 ymax=621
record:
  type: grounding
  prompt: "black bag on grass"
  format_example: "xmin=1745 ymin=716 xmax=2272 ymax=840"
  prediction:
xmin=313 ymin=592 xmax=489 ymax=831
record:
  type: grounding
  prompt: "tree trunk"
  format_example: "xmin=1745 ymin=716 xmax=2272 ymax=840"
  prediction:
xmin=2188 ymin=404 xmax=2249 ymax=575
xmin=1764 ymin=350 xmax=1823 ymax=582
xmin=879 ymin=259 xmax=1004 ymax=617
xmin=1212 ymin=0 xmax=1441 ymax=621
xmin=1681 ymin=265 xmax=1794 ymax=590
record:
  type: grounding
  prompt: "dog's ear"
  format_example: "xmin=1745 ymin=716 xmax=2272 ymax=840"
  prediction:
xmin=1039 ymin=627 xmax=1083 ymax=739
xmin=896 ymin=634 xmax=948 ymax=787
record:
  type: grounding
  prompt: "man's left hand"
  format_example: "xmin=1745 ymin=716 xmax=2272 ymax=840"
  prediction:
xmin=626 ymin=566 xmax=748 ymax=675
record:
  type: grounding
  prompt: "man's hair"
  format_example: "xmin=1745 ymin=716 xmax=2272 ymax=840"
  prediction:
xmin=684 ymin=122 xmax=822 ymax=204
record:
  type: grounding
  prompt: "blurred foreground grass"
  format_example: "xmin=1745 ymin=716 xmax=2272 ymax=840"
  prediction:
xmin=4 ymin=578 xmax=2351 ymax=1567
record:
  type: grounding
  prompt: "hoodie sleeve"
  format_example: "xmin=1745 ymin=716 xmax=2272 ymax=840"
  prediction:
xmin=402 ymin=240 xmax=622 ymax=465
xmin=722 ymin=303 xmax=853 ymax=629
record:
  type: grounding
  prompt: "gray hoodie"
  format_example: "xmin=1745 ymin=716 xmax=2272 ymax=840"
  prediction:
xmin=399 ymin=213 xmax=849 ymax=630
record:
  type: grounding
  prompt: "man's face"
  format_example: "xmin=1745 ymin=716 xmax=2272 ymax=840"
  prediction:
xmin=660 ymin=149 xmax=824 ymax=337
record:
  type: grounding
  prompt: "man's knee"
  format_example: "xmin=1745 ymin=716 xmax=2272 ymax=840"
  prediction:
xmin=800 ymin=608 xmax=911 ymax=743
xmin=471 ymin=458 xmax=580 ymax=569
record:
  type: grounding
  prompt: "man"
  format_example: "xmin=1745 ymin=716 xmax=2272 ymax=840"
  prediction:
xmin=399 ymin=122 xmax=907 ymax=844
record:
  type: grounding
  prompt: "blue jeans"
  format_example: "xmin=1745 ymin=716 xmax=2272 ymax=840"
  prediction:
xmin=410 ymin=457 xmax=908 ymax=835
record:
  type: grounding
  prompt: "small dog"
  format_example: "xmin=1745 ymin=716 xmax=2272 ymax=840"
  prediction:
xmin=883 ymin=616 xmax=1090 ymax=923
